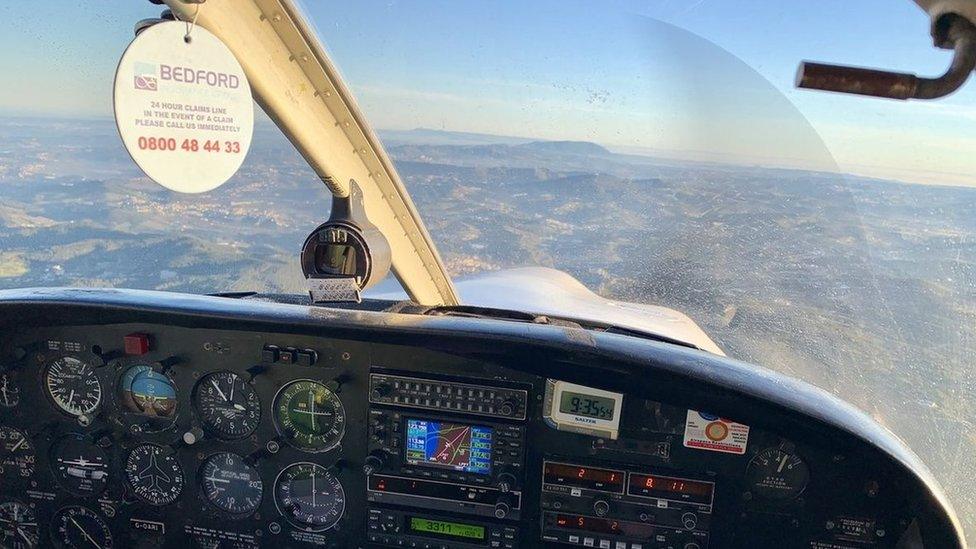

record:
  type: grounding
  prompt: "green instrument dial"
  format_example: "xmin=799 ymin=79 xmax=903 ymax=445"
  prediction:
xmin=273 ymin=380 xmax=345 ymax=452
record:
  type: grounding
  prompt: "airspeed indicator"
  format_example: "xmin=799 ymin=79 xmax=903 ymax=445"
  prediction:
xmin=44 ymin=357 xmax=102 ymax=418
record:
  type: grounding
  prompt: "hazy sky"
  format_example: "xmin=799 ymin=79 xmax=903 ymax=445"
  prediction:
xmin=0 ymin=1 xmax=974 ymax=186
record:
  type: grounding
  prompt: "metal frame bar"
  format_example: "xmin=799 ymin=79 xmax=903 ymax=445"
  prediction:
xmin=163 ymin=0 xmax=460 ymax=305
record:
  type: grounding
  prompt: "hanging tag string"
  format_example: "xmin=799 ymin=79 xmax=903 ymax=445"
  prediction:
xmin=184 ymin=4 xmax=201 ymax=43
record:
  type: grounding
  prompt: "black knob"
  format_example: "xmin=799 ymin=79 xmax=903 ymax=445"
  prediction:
xmin=499 ymin=399 xmax=516 ymax=417
xmin=494 ymin=493 xmax=516 ymax=519
xmin=681 ymin=512 xmax=698 ymax=530
xmin=363 ymin=452 xmax=386 ymax=476
xmin=326 ymin=374 xmax=350 ymax=393
xmin=182 ymin=426 xmax=205 ymax=445
xmin=594 ymin=500 xmax=610 ymax=517
xmin=497 ymin=472 xmax=517 ymax=493
xmin=684 ymin=544 xmax=701 ymax=549
xmin=371 ymin=382 xmax=392 ymax=400
xmin=494 ymin=501 xmax=511 ymax=519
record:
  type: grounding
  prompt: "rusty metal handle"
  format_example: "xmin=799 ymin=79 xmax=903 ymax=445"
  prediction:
xmin=796 ymin=17 xmax=976 ymax=100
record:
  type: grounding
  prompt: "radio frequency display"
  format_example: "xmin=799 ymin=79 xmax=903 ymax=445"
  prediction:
xmin=405 ymin=419 xmax=492 ymax=474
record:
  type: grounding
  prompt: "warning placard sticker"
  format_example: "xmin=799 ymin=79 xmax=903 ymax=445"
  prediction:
xmin=683 ymin=410 xmax=750 ymax=454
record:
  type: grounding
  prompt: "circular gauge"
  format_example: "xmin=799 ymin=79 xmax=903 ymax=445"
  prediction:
xmin=51 ymin=506 xmax=113 ymax=549
xmin=193 ymin=372 xmax=261 ymax=440
xmin=118 ymin=364 xmax=177 ymax=425
xmin=44 ymin=357 xmax=102 ymax=418
xmin=273 ymin=380 xmax=345 ymax=452
xmin=0 ymin=426 xmax=35 ymax=480
xmin=0 ymin=501 xmax=38 ymax=549
xmin=274 ymin=462 xmax=345 ymax=531
xmin=746 ymin=447 xmax=810 ymax=500
xmin=200 ymin=452 xmax=263 ymax=515
xmin=0 ymin=373 xmax=20 ymax=408
xmin=51 ymin=434 xmax=110 ymax=496
xmin=125 ymin=444 xmax=184 ymax=506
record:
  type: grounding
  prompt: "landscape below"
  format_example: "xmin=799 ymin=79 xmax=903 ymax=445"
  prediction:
xmin=0 ymin=116 xmax=974 ymax=538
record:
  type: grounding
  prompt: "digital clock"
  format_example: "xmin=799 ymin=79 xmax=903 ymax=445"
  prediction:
xmin=559 ymin=391 xmax=615 ymax=419
xmin=543 ymin=380 xmax=623 ymax=439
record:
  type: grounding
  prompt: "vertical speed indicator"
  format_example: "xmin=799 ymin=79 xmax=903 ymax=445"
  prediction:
xmin=200 ymin=452 xmax=263 ymax=516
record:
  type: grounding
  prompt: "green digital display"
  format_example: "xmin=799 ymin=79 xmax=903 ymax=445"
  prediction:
xmin=409 ymin=517 xmax=486 ymax=541
xmin=559 ymin=391 xmax=615 ymax=420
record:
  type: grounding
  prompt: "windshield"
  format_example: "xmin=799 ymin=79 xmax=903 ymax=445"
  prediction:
xmin=1 ymin=0 xmax=975 ymax=538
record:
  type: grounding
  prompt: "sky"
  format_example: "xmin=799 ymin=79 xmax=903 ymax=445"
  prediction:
xmin=0 ymin=0 xmax=974 ymax=186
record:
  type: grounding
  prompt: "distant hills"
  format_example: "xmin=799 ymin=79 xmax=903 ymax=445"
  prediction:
xmin=515 ymin=140 xmax=611 ymax=156
xmin=379 ymin=128 xmax=534 ymax=146
xmin=380 ymin=128 xmax=611 ymax=157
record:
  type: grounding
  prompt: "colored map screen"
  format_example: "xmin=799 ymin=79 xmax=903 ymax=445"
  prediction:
xmin=405 ymin=419 xmax=492 ymax=475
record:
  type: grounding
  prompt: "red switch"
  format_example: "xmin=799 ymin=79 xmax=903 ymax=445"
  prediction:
xmin=124 ymin=333 xmax=151 ymax=356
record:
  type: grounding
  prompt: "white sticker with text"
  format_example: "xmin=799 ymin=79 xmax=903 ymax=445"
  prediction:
xmin=683 ymin=410 xmax=750 ymax=454
xmin=114 ymin=21 xmax=253 ymax=193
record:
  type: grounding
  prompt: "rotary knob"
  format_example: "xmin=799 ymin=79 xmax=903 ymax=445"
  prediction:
xmin=370 ymin=382 xmax=392 ymax=400
xmin=494 ymin=493 xmax=516 ymax=519
xmin=499 ymin=398 xmax=517 ymax=417
xmin=182 ymin=426 xmax=205 ymax=445
xmin=494 ymin=501 xmax=511 ymax=519
xmin=497 ymin=471 xmax=518 ymax=493
xmin=363 ymin=452 xmax=386 ymax=476
xmin=593 ymin=500 xmax=610 ymax=517
xmin=682 ymin=512 xmax=698 ymax=530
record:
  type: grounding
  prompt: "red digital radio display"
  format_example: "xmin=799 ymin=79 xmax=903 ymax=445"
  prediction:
xmin=628 ymin=473 xmax=714 ymax=505
xmin=549 ymin=514 xmax=656 ymax=539
xmin=543 ymin=462 xmax=626 ymax=493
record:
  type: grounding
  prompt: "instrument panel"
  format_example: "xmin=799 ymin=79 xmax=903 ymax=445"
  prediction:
xmin=0 ymin=292 xmax=961 ymax=548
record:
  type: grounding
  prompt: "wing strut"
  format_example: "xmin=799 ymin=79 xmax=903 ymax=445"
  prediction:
xmin=163 ymin=0 xmax=460 ymax=305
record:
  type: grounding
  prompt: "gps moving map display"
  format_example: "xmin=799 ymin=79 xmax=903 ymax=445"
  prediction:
xmin=405 ymin=419 xmax=492 ymax=474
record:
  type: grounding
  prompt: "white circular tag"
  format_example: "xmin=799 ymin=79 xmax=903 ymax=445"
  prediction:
xmin=114 ymin=22 xmax=254 ymax=193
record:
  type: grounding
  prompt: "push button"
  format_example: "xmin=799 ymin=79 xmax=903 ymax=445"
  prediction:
xmin=296 ymin=349 xmax=317 ymax=366
xmin=278 ymin=348 xmax=296 ymax=364
xmin=261 ymin=345 xmax=279 ymax=363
